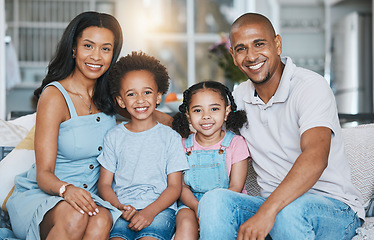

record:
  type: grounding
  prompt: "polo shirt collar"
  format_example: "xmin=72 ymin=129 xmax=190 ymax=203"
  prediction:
xmin=243 ymin=57 xmax=295 ymax=105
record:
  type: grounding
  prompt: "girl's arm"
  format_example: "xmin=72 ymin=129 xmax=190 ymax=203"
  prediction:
xmin=98 ymin=167 xmax=137 ymax=221
xmin=229 ymin=157 xmax=249 ymax=192
xmin=35 ymin=86 xmax=98 ymax=215
xmin=127 ymin=171 xmax=183 ymax=231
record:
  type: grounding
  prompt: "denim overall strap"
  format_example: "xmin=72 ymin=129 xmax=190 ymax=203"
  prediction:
xmin=184 ymin=132 xmax=233 ymax=199
xmin=185 ymin=133 xmax=194 ymax=149
xmin=220 ymin=131 xmax=235 ymax=148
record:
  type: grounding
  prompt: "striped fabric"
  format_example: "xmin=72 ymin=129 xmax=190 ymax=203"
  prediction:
xmin=0 ymin=147 xmax=14 ymax=161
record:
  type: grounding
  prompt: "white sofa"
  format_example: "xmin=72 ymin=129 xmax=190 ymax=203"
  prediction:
xmin=0 ymin=114 xmax=373 ymax=239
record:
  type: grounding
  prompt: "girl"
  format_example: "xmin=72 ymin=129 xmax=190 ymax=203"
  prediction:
xmin=97 ymin=51 xmax=189 ymax=240
xmin=172 ymin=81 xmax=250 ymax=240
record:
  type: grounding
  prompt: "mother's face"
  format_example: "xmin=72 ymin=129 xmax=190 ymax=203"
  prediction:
xmin=72 ymin=26 xmax=115 ymax=81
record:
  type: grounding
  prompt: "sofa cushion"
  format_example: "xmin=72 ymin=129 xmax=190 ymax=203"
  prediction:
xmin=342 ymin=124 xmax=374 ymax=205
xmin=0 ymin=125 xmax=35 ymax=211
xmin=0 ymin=120 xmax=29 ymax=147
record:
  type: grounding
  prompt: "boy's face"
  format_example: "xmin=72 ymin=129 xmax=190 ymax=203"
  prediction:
xmin=116 ymin=70 xmax=162 ymax=122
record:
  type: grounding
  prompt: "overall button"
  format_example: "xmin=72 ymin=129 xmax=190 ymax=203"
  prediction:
xmin=98 ymin=146 xmax=102 ymax=151
xmin=96 ymin=116 xmax=101 ymax=122
xmin=83 ymin=184 xmax=88 ymax=188
xmin=89 ymin=164 xmax=94 ymax=169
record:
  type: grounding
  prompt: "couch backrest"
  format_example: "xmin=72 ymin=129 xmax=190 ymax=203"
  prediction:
xmin=342 ymin=123 xmax=374 ymax=204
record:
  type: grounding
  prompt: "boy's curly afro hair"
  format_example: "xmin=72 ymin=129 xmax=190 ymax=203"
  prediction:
xmin=107 ymin=51 xmax=170 ymax=99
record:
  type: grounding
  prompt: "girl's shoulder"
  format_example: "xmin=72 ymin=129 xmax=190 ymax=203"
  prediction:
xmin=229 ymin=134 xmax=247 ymax=149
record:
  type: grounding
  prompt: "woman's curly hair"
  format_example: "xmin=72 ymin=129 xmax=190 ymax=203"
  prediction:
xmin=107 ymin=51 xmax=170 ymax=112
xmin=172 ymin=80 xmax=247 ymax=138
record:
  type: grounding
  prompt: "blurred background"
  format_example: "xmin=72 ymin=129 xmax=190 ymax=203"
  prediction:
xmin=0 ymin=0 xmax=373 ymax=126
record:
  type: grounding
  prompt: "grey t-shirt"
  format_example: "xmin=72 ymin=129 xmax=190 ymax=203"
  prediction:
xmin=97 ymin=122 xmax=189 ymax=210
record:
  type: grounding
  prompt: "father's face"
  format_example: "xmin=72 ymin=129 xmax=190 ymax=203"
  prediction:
xmin=229 ymin=23 xmax=282 ymax=85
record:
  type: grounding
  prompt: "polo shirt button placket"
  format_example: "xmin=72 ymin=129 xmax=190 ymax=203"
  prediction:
xmin=96 ymin=116 xmax=101 ymax=122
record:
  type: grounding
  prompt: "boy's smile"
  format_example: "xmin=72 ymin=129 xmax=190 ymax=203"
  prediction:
xmin=116 ymin=70 xmax=162 ymax=131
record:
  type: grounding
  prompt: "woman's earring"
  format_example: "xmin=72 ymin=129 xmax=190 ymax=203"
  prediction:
xmin=72 ymin=53 xmax=76 ymax=59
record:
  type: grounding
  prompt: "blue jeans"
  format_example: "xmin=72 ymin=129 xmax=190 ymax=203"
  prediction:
xmin=198 ymin=189 xmax=361 ymax=240
xmin=110 ymin=208 xmax=176 ymax=240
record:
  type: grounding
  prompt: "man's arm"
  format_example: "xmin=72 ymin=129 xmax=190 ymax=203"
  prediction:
xmin=237 ymin=126 xmax=331 ymax=240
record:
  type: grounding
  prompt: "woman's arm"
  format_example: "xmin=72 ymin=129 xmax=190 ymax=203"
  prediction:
xmin=229 ymin=158 xmax=249 ymax=193
xmin=127 ymin=171 xmax=183 ymax=231
xmin=35 ymin=86 xmax=99 ymax=216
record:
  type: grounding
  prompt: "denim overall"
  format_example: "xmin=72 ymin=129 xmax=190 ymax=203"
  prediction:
xmin=183 ymin=131 xmax=235 ymax=202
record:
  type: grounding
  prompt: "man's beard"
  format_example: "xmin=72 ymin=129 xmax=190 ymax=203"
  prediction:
xmin=249 ymin=72 xmax=271 ymax=85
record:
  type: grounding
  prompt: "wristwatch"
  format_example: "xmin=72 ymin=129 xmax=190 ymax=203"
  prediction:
xmin=59 ymin=183 xmax=72 ymax=197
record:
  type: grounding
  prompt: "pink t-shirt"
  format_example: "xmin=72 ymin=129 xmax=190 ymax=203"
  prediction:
xmin=182 ymin=132 xmax=251 ymax=193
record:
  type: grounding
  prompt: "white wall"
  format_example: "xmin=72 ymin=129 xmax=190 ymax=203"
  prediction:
xmin=0 ymin=0 xmax=5 ymax=119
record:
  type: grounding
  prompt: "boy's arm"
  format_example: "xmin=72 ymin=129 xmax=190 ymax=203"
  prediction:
xmin=179 ymin=175 xmax=199 ymax=216
xmin=127 ymin=171 xmax=183 ymax=231
xmin=98 ymin=166 xmax=137 ymax=221
xmin=229 ymin=158 xmax=249 ymax=192
xmin=97 ymin=166 xmax=122 ymax=209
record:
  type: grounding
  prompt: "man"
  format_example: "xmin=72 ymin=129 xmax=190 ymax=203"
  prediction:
xmin=198 ymin=13 xmax=364 ymax=240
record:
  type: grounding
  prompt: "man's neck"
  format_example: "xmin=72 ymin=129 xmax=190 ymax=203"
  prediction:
xmin=253 ymin=62 xmax=285 ymax=104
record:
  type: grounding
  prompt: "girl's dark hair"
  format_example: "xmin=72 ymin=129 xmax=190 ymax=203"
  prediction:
xmin=172 ymin=81 xmax=247 ymax=138
xmin=33 ymin=11 xmax=123 ymax=115
xmin=107 ymin=51 xmax=170 ymax=110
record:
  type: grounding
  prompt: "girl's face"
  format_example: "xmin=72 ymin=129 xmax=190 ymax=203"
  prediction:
xmin=116 ymin=70 xmax=162 ymax=123
xmin=72 ymin=26 xmax=114 ymax=81
xmin=186 ymin=89 xmax=231 ymax=139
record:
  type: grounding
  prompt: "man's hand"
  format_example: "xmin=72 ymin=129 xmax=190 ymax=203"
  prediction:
xmin=237 ymin=210 xmax=276 ymax=240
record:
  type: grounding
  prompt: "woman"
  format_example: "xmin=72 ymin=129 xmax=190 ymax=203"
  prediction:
xmin=7 ymin=11 xmax=123 ymax=240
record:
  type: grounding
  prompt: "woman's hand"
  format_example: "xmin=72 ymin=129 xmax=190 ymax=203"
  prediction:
xmin=62 ymin=185 xmax=99 ymax=216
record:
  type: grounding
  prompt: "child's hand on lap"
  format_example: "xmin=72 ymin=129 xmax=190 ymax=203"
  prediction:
xmin=119 ymin=204 xmax=137 ymax=221
xmin=128 ymin=208 xmax=156 ymax=231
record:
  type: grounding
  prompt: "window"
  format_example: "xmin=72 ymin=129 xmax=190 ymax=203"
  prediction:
xmin=5 ymin=0 xmax=252 ymax=90
xmin=5 ymin=0 xmax=116 ymax=86
xmin=119 ymin=0 xmax=252 ymax=93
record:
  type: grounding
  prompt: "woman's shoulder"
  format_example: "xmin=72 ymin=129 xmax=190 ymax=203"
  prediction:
xmin=37 ymin=83 xmax=67 ymax=112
